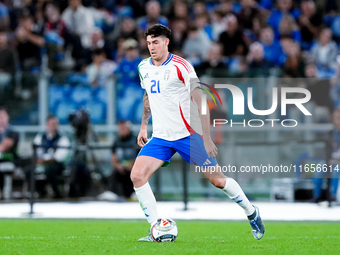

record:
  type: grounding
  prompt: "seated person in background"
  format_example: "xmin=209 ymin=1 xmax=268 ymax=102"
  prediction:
xmin=311 ymin=28 xmax=338 ymax=70
xmin=259 ymin=27 xmax=285 ymax=67
xmin=237 ymin=0 xmax=262 ymax=36
xmin=275 ymin=14 xmax=302 ymax=44
xmin=182 ymin=25 xmax=211 ymax=66
xmin=298 ymin=0 xmax=323 ymax=50
xmin=86 ymin=48 xmax=117 ymax=87
xmin=218 ymin=14 xmax=247 ymax=58
xmin=247 ymin=42 xmax=273 ymax=69
xmin=0 ymin=1 xmax=9 ymax=31
xmin=0 ymin=107 xmax=19 ymax=199
xmin=44 ymin=2 xmax=66 ymax=71
xmin=62 ymin=0 xmax=95 ymax=68
xmin=313 ymin=109 xmax=340 ymax=203
xmin=0 ymin=32 xmax=17 ymax=98
xmin=15 ymin=14 xmax=45 ymax=71
xmin=267 ymin=0 xmax=301 ymax=32
xmin=27 ymin=115 xmax=70 ymax=198
xmin=304 ymin=64 xmax=333 ymax=123
xmin=111 ymin=120 xmax=140 ymax=200
xmin=283 ymin=41 xmax=306 ymax=78
xmin=168 ymin=18 xmax=188 ymax=52
xmin=196 ymin=43 xmax=227 ymax=77
xmin=137 ymin=0 xmax=168 ymax=31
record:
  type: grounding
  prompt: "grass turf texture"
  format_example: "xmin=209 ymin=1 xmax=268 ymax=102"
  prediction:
xmin=0 ymin=220 xmax=339 ymax=255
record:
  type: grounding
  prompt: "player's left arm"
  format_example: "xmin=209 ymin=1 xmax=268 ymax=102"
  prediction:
xmin=191 ymin=88 xmax=218 ymax=158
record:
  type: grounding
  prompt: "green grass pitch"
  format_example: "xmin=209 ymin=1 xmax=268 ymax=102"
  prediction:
xmin=0 ymin=220 xmax=339 ymax=255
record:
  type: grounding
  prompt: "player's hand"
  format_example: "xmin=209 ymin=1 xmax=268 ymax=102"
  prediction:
xmin=203 ymin=137 xmax=218 ymax=158
xmin=137 ymin=128 xmax=148 ymax=147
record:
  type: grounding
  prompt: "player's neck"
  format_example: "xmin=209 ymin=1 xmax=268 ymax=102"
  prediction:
xmin=152 ymin=52 xmax=170 ymax=67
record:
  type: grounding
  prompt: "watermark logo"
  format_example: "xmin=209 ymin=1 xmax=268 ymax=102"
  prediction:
xmin=198 ymin=83 xmax=312 ymax=128
xmin=198 ymin=82 xmax=222 ymax=115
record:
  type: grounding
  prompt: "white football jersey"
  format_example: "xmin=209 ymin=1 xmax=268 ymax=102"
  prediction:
xmin=138 ymin=53 xmax=203 ymax=141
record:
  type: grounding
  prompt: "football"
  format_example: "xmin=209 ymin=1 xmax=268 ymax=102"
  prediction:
xmin=151 ymin=218 xmax=178 ymax=242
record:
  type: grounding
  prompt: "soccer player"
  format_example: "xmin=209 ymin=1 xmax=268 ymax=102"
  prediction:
xmin=131 ymin=24 xmax=265 ymax=241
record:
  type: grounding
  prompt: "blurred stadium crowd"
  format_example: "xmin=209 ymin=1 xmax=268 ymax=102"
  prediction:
xmin=0 ymin=0 xmax=340 ymax=123
xmin=1 ymin=0 xmax=340 ymax=202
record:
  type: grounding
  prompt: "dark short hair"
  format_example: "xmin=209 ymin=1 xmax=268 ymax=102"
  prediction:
xmin=0 ymin=106 xmax=8 ymax=112
xmin=93 ymin=48 xmax=106 ymax=56
xmin=46 ymin=115 xmax=58 ymax=122
xmin=188 ymin=24 xmax=198 ymax=32
xmin=144 ymin=24 xmax=171 ymax=39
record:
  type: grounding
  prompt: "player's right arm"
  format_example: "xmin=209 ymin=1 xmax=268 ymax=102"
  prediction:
xmin=137 ymin=91 xmax=151 ymax=147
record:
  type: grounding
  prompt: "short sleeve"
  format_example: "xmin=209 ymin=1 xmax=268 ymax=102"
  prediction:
xmin=177 ymin=59 xmax=200 ymax=92
xmin=138 ymin=60 xmax=148 ymax=89
xmin=139 ymin=76 xmax=145 ymax=89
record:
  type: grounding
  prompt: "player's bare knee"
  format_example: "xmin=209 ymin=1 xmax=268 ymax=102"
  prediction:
xmin=208 ymin=177 xmax=225 ymax=189
xmin=130 ymin=169 xmax=148 ymax=187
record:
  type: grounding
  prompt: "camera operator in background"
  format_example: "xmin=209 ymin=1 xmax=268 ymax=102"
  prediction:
xmin=68 ymin=109 xmax=93 ymax=198
xmin=0 ymin=107 xmax=19 ymax=199
xmin=111 ymin=120 xmax=140 ymax=200
xmin=28 ymin=115 xmax=70 ymax=198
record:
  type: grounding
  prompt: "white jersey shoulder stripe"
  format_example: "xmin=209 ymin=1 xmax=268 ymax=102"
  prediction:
xmin=172 ymin=55 xmax=193 ymax=73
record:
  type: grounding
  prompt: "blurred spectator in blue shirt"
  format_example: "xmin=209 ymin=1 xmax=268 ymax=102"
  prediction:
xmin=137 ymin=0 xmax=168 ymax=31
xmin=259 ymin=26 xmax=285 ymax=67
xmin=275 ymin=14 xmax=302 ymax=44
xmin=311 ymin=28 xmax=338 ymax=70
xmin=297 ymin=0 xmax=323 ymax=51
xmin=115 ymin=39 xmax=143 ymax=123
xmin=267 ymin=0 xmax=301 ymax=32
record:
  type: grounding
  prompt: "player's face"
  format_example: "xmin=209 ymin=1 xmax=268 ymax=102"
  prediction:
xmin=46 ymin=117 xmax=59 ymax=135
xmin=146 ymin=35 xmax=169 ymax=61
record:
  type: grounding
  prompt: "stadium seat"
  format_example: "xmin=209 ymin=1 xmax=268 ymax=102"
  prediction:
xmin=93 ymin=86 xmax=108 ymax=104
xmin=70 ymin=86 xmax=92 ymax=104
xmin=49 ymin=85 xmax=66 ymax=111
xmin=84 ymin=100 xmax=106 ymax=124
xmin=55 ymin=100 xmax=78 ymax=124
xmin=66 ymin=74 xmax=88 ymax=86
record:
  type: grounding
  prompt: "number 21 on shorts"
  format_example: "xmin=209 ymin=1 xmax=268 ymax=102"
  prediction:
xmin=151 ymin=80 xmax=160 ymax=93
